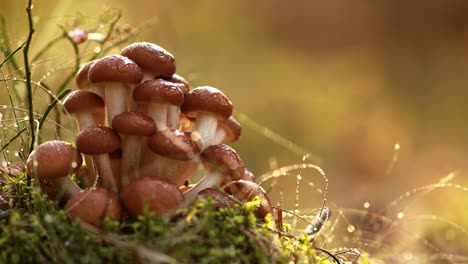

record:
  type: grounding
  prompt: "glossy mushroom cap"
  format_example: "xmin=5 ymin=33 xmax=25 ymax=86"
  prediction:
xmin=63 ymin=90 xmax=104 ymax=114
xmin=112 ymin=111 xmax=156 ymax=136
xmin=181 ymin=86 xmax=233 ymax=121
xmin=133 ymin=79 xmax=185 ymax=105
xmin=26 ymin=140 xmax=83 ymax=179
xmin=148 ymin=129 xmax=200 ymax=160
xmin=123 ymin=176 xmax=184 ymax=216
xmin=76 ymin=125 xmax=121 ymax=155
xmin=201 ymin=144 xmax=245 ymax=182
xmin=157 ymin=74 xmax=189 ymax=94
xmin=65 ymin=188 xmax=121 ymax=227
xmin=218 ymin=116 xmax=241 ymax=142
xmin=88 ymin=55 xmax=143 ymax=84
xmin=121 ymin=42 xmax=176 ymax=78
xmin=196 ymin=188 xmax=235 ymax=209
xmin=223 ymin=180 xmax=272 ymax=219
xmin=75 ymin=61 xmax=94 ymax=88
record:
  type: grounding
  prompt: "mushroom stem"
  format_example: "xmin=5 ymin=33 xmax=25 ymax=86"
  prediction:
xmin=166 ymin=159 xmax=199 ymax=186
xmin=211 ymin=128 xmax=227 ymax=145
xmin=121 ymin=136 xmax=142 ymax=187
xmin=51 ymin=177 xmax=82 ymax=199
xmin=139 ymin=153 xmax=164 ymax=178
xmin=75 ymin=114 xmax=96 ymax=132
xmin=167 ymin=105 xmax=180 ymax=129
xmin=142 ymin=71 xmax=154 ymax=82
xmin=92 ymin=154 xmax=118 ymax=192
xmin=193 ymin=113 xmax=218 ymax=149
xmin=105 ymin=82 xmax=128 ymax=125
xmin=183 ymin=170 xmax=224 ymax=206
xmin=147 ymin=104 xmax=168 ymax=131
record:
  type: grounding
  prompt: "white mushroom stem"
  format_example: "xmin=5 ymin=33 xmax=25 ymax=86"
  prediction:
xmin=167 ymin=105 xmax=180 ymax=129
xmin=49 ymin=177 xmax=81 ymax=199
xmin=88 ymin=84 xmax=105 ymax=99
xmin=183 ymin=170 xmax=225 ymax=206
xmin=104 ymin=82 xmax=128 ymax=125
xmin=211 ymin=128 xmax=227 ymax=145
xmin=142 ymin=71 xmax=155 ymax=82
xmin=147 ymin=104 xmax=168 ymax=131
xmin=170 ymin=160 xmax=199 ymax=186
xmin=120 ymin=136 xmax=142 ymax=187
xmin=193 ymin=113 xmax=218 ymax=150
xmin=91 ymin=154 xmax=118 ymax=192
xmin=73 ymin=114 xmax=98 ymax=187
xmin=139 ymin=153 xmax=164 ymax=178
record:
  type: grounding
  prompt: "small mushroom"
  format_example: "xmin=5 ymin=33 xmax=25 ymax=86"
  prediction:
xmin=183 ymin=144 xmax=245 ymax=206
xmin=76 ymin=60 xmax=104 ymax=98
xmin=157 ymin=74 xmax=190 ymax=129
xmin=121 ymin=42 xmax=176 ymax=81
xmin=26 ymin=140 xmax=82 ymax=199
xmin=122 ymin=176 xmax=184 ymax=216
xmin=223 ymin=180 xmax=272 ymax=219
xmin=211 ymin=116 xmax=241 ymax=145
xmin=76 ymin=125 xmax=121 ymax=192
xmin=143 ymin=129 xmax=200 ymax=185
xmin=112 ymin=111 xmax=156 ymax=187
xmin=180 ymin=86 xmax=233 ymax=150
xmin=65 ymin=187 xmax=121 ymax=228
xmin=133 ymin=79 xmax=185 ymax=131
xmin=63 ymin=90 xmax=105 ymax=129
xmin=88 ymin=55 xmax=143 ymax=125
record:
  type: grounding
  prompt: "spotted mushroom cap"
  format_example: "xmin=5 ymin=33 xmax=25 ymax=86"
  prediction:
xmin=201 ymin=144 xmax=245 ymax=182
xmin=218 ymin=116 xmax=241 ymax=142
xmin=112 ymin=111 xmax=156 ymax=136
xmin=121 ymin=42 xmax=176 ymax=78
xmin=76 ymin=125 xmax=121 ymax=155
xmin=148 ymin=129 xmax=200 ymax=160
xmin=65 ymin=188 xmax=121 ymax=227
xmin=122 ymin=176 xmax=184 ymax=216
xmin=133 ymin=79 xmax=185 ymax=105
xmin=157 ymin=73 xmax=189 ymax=94
xmin=26 ymin=140 xmax=83 ymax=180
xmin=181 ymin=86 xmax=233 ymax=121
xmin=63 ymin=90 xmax=104 ymax=115
xmin=88 ymin=55 xmax=143 ymax=84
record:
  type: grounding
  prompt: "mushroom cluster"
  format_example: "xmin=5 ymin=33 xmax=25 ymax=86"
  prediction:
xmin=26 ymin=42 xmax=271 ymax=227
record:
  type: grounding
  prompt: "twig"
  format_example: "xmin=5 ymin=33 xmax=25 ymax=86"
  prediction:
xmin=23 ymin=0 xmax=35 ymax=189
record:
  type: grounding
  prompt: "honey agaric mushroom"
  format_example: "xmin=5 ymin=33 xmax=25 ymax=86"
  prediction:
xmin=121 ymin=42 xmax=176 ymax=81
xmin=26 ymin=140 xmax=82 ymax=199
xmin=122 ymin=176 xmax=184 ymax=216
xmin=183 ymin=144 xmax=245 ymax=206
xmin=181 ymin=86 xmax=233 ymax=150
xmin=76 ymin=125 xmax=121 ymax=192
xmin=65 ymin=187 xmax=121 ymax=228
xmin=133 ymin=79 xmax=185 ymax=131
xmin=76 ymin=60 xmax=104 ymax=98
xmin=112 ymin=111 xmax=156 ymax=187
xmin=211 ymin=116 xmax=241 ymax=145
xmin=157 ymin=74 xmax=190 ymax=129
xmin=196 ymin=188 xmax=235 ymax=209
xmin=88 ymin=55 xmax=143 ymax=125
xmin=143 ymin=129 xmax=200 ymax=185
xmin=223 ymin=180 xmax=272 ymax=219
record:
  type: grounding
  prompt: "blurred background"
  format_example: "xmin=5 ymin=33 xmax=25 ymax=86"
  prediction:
xmin=2 ymin=0 xmax=468 ymax=236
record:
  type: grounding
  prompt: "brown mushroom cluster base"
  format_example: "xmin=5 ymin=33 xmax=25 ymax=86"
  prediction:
xmin=26 ymin=42 xmax=272 ymax=228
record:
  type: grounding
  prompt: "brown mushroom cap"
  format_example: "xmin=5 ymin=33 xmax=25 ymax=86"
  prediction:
xmin=121 ymin=42 xmax=176 ymax=78
xmin=197 ymin=188 xmax=235 ymax=209
xmin=75 ymin=61 xmax=94 ymax=88
xmin=112 ymin=111 xmax=156 ymax=136
xmin=218 ymin=116 xmax=241 ymax=142
xmin=65 ymin=188 xmax=121 ymax=227
xmin=76 ymin=125 xmax=121 ymax=155
xmin=26 ymin=140 xmax=83 ymax=179
xmin=148 ymin=129 xmax=199 ymax=160
xmin=157 ymin=74 xmax=189 ymax=94
xmin=133 ymin=79 xmax=185 ymax=105
xmin=88 ymin=55 xmax=143 ymax=84
xmin=63 ymin=90 xmax=104 ymax=114
xmin=223 ymin=180 xmax=272 ymax=218
xmin=180 ymin=86 xmax=233 ymax=121
xmin=122 ymin=176 xmax=184 ymax=216
xmin=201 ymin=144 xmax=245 ymax=181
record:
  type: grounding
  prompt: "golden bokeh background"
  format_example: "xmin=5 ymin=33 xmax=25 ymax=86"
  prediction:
xmin=2 ymin=0 xmax=468 ymax=229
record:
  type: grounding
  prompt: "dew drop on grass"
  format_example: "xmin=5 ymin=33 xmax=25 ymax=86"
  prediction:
xmin=94 ymin=47 xmax=102 ymax=53
xmin=363 ymin=201 xmax=370 ymax=209
xmin=397 ymin=212 xmax=404 ymax=219
xmin=347 ymin=225 xmax=355 ymax=233
xmin=71 ymin=161 xmax=78 ymax=169
xmin=44 ymin=214 xmax=53 ymax=223
xmin=296 ymin=175 xmax=302 ymax=181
